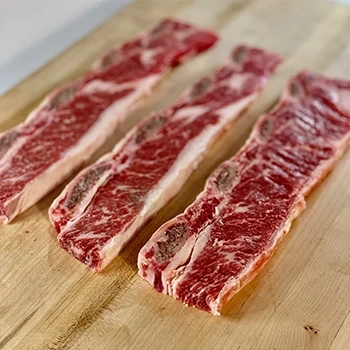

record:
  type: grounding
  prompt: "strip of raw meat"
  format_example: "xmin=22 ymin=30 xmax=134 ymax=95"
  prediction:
xmin=49 ymin=45 xmax=282 ymax=271
xmin=138 ymin=71 xmax=350 ymax=315
xmin=0 ymin=18 xmax=218 ymax=224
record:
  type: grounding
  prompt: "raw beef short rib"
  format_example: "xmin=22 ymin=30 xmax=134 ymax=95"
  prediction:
xmin=0 ymin=18 xmax=218 ymax=223
xmin=49 ymin=45 xmax=282 ymax=271
xmin=138 ymin=71 xmax=350 ymax=315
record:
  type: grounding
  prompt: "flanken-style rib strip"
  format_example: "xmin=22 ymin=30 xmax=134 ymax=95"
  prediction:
xmin=138 ymin=71 xmax=350 ymax=315
xmin=49 ymin=45 xmax=282 ymax=271
xmin=0 ymin=18 xmax=218 ymax=223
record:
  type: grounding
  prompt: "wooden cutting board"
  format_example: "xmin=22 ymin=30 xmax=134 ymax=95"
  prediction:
xmin=1 ymin=1 xmax=349 ymax=349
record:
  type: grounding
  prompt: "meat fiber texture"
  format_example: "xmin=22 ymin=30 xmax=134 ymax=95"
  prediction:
xmin=49 ymin=45 xmax=282 ymax=271
xmin=0 ymin=18 xmax=218 ymax=224
xmin=138 ymin=71 xmax=350 ymax=315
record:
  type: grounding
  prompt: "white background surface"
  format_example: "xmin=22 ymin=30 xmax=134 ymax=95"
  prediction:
xmin=0 ymin=0 xmax=349 ymax=95
xmin=0 ymin=0 xmax=131 ymax=95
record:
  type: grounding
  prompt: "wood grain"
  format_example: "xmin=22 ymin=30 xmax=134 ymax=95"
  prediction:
xmin=0 ymin=1 xmax=349 ymax=349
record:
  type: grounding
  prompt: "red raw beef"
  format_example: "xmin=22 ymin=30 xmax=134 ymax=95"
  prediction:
xmin=0 ymin=18 xmax=217 ymax=223
xmin=138 ymin=71 xmax=350 ymax=315
xmin=49 ymin=45 xmax=282 ymax=271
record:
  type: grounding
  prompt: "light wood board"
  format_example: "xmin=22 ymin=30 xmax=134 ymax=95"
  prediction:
xmin=0 ymin=1 xmax=350 ymax=349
